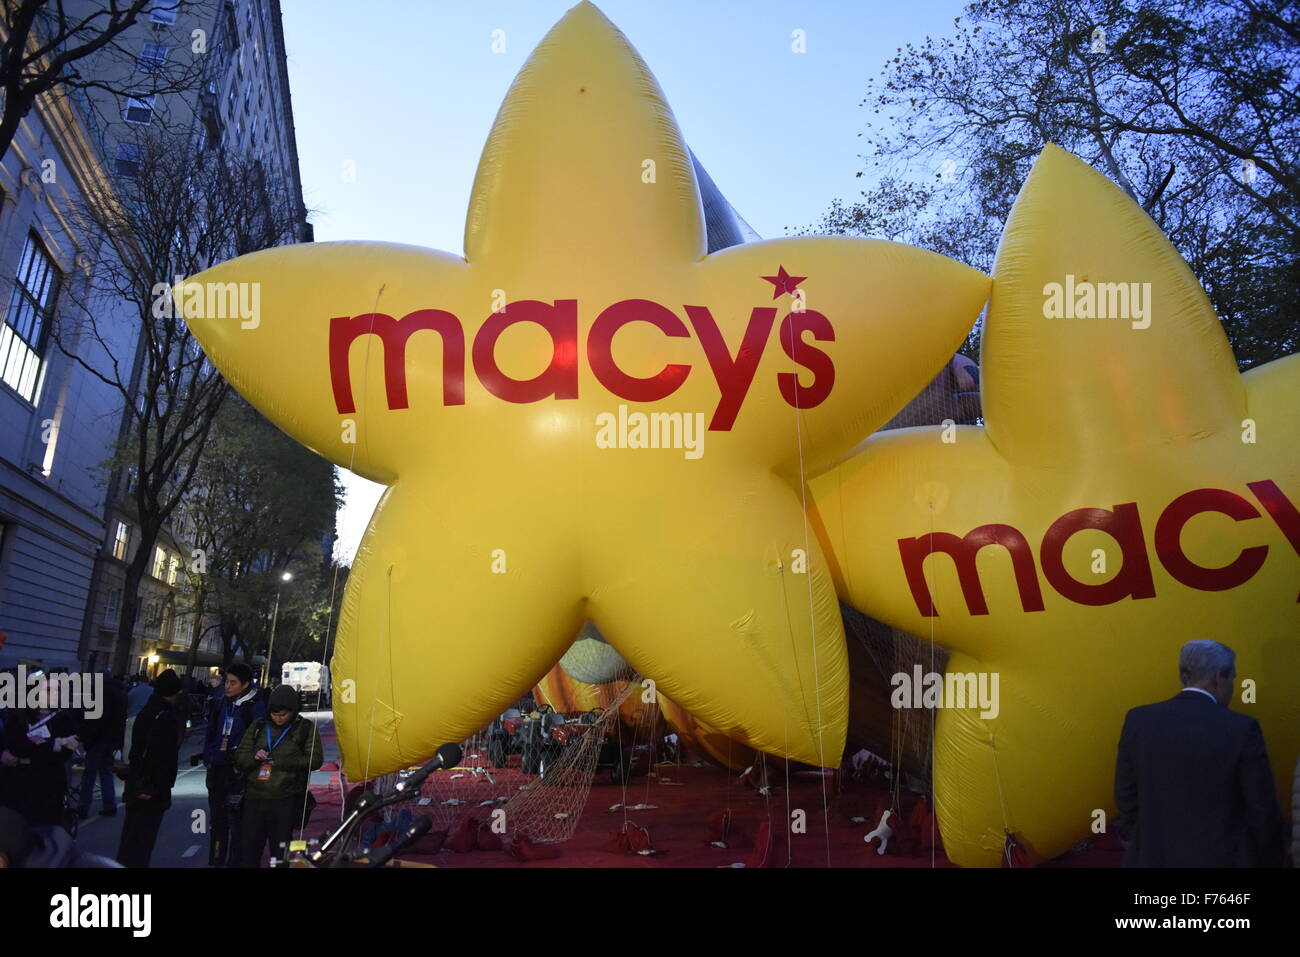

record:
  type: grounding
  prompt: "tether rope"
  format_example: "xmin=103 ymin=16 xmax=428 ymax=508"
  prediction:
xmin=784 ymin=307 xmax=832 ymax=867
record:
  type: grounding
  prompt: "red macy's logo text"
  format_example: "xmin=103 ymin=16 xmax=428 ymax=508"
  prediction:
xmin=899 ymin=481 xmax=1300 ymax=615
xmin=327 ymin=299 xmax=834 ymax=431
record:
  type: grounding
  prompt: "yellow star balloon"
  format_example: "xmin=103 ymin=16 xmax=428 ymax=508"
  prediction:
xmin=811 ymin=145 xmax=1300 ymax=867
xmin=181 ymin=2 xmax=988 ymax=778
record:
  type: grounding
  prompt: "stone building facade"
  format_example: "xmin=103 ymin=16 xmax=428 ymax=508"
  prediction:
xmin=0 ymin=0 xmax=310 ymax=680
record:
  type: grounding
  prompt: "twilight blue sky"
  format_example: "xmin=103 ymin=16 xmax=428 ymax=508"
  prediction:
xmin=277 ymin=0 xmax=969 ymax=561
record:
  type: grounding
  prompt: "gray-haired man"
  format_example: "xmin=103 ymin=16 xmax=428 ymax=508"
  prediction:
xmin=1114 ymin=639 xmax=1285 ymax=867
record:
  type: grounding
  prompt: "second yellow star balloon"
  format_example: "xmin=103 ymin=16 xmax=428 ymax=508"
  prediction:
xmin=811 ymin=145 xmax=1300 ymax=867
xmin=180 ymin=2 xmax=988 ymax=777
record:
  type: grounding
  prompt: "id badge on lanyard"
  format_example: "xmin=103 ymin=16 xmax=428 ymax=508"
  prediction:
xmin=259 ymin=720 xmax=292 ymax=781
xmin=220 ymin=711 xmax=234 ymax=751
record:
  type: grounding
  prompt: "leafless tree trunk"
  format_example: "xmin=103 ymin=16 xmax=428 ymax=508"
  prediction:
xmin=55 ymin=128 xmax=306 ymax=671
xmin=0 ymin=1 xmax=202 ymax=158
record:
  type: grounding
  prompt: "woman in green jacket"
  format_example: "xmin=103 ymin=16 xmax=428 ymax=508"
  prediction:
xmin=233 ymin=684 xmax=323 ymax=867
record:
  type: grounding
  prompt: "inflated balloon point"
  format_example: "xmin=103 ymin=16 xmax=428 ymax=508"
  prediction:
xmin=811 ymin=145 xmax=1300 ymax=867
xmin=181 ymin=1 xmax=988 ymax=778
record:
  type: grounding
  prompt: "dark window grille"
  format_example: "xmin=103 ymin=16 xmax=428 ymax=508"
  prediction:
xmin=123 ymin=93 xmax=155 ymax=125
xmin=115 ymin=142 xmax=142 ymax=177
xmin=0 ymin=233 xmax=60 ymax=401
xmin=137 ymin=43 xmax=169 ymax=73
xmin=150 ymin=2 xmax=178 ymax=25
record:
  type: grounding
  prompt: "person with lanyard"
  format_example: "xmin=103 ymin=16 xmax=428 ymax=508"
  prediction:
xmin=201 ymin=663 xmax=264 ymax=866
xmin=0 ymin=670 xmax=80 ymax=827
xmin=233 ymin=684 xmax=323 ymax=867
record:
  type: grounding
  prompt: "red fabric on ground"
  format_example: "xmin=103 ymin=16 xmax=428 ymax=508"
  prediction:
xmin=605 ymin=821 xmax=653 ymax=855
xmin=475 ymin=824 xmax=503 ymax=852
xmin=909 ymin=796 xmax=937 ymax=853
xmin=747 ymin=821 xmax=774 ymax=868
xmin=505 ymin=834 xmax=562 ymax=861
xmin=707 ymin=808 xmax=754 ymax=849
xmin=304 ymin=725 xmax=1123 ymax=868
xmin=445 ymin=816 xmax=481 ymax=854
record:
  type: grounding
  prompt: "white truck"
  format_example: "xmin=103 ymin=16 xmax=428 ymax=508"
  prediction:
xmin=281 ymin=661 xmax=331 ymax=710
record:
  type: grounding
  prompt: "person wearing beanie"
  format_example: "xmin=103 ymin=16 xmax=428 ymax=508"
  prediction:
xmin=234 ymin=684 xmax=323 ymax=867
xmin=201 ymin=662 xmax=265 ymax=867
xmin=115 ymin=669 xmax=183 ymax=868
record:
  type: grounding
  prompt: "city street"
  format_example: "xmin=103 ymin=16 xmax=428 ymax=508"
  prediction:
xmin=73 ymin=712 xmax=337 ymax=868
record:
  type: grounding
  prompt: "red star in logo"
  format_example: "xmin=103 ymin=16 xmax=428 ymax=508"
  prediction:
xmin=762 ymin=265 xmax=806 ymax=299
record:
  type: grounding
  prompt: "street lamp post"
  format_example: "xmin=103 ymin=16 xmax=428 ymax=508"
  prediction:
xmin=262 ymin=571 xmax=293 ymax=687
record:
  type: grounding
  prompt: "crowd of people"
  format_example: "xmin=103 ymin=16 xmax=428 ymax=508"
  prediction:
xmin=0 ymin=664 xmax=322 ymax=869
xmin=1 ymin=641 xmax=1292 ymax=870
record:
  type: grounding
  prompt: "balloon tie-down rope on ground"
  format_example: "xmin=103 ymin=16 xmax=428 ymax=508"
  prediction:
xmin=782 ymin=305 xmax=834 ymax=868
xmin=349 ymin=285 xmax=389 ymax=792
xmin=775 ymin=560 xmax=829 ymax=867
xmin=447 ymin=682 xmax=641 ymax=846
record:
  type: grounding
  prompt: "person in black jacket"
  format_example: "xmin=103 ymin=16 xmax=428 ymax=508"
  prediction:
xmin=115 ymin=669 xmax=183 ymax=868
xmin=0 ymin=671 xmax=80 ymax=827
xmin=1115 ymin=639 xmax=1286 ymax=867
xmin=76 ymin=670 xmax=126 ymax=819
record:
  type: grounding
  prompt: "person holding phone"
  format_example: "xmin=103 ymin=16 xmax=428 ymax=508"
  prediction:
xmin=233 ymin=685 xmax=323 ymax=867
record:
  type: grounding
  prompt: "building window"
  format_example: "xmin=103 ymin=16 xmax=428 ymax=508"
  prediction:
xmin=0 ymin=233 xmax=60 ymax=402
xmin=114 ymin=142 xmax=141 ymax=177
xmin=150 ymin=2 xmax=179 ymax=25
xmin=167 ymin=554 xmax=180 ymax=585
xmin=152 ymin=546 xmax=167 ymax=579
xmin=104 ymin=588 xmax=122 ymax=627
xmin=123 ymin=92 xmax=155 ymax=125
xmin=113 ymin=521 xmax=131 ymax=560
xmin=137 ymin=43 xmax=169 ymax=73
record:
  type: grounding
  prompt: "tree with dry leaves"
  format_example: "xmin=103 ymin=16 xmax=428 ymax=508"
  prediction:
xmin=810 ymin=0 xmax=1297 ymax=368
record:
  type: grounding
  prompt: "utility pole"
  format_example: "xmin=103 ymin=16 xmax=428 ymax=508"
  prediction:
xmin=261 ymin=571 xmax=293 ymax=686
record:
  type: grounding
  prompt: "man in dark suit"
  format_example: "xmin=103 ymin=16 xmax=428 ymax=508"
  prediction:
xmin=1115 ymin=640 xmax=1285 ymax=867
